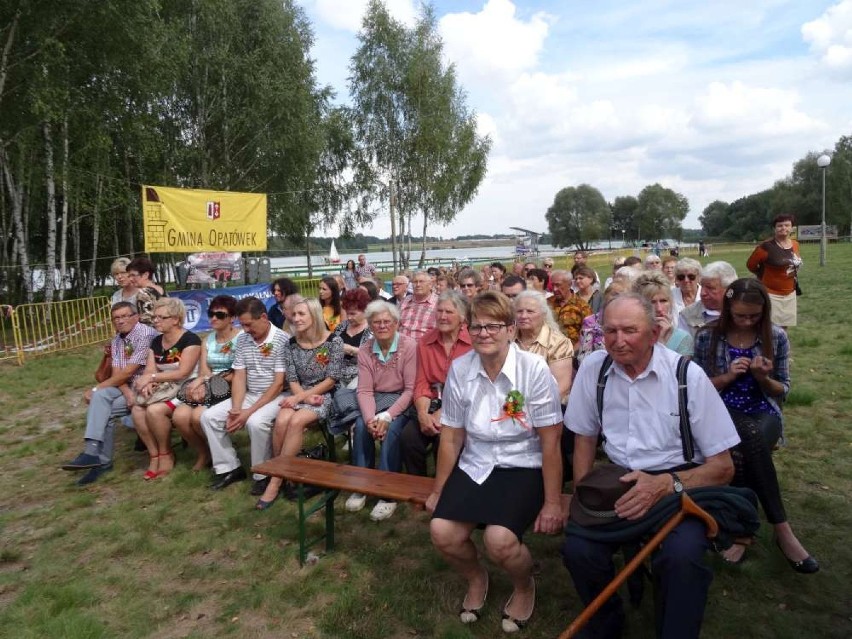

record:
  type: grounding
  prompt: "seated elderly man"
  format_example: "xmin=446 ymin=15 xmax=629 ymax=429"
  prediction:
xmin=399 ymin=270 xmax=438 ymax=341
xmin=548 ymin=269 xmax=591 ymax=349
xmin=678 ymin=261 xmax=737 ymax=337
xmin=61 ymin=302 xmax=158 ymax=485
xmin=562 ymin=293 xmax=740 ymax=639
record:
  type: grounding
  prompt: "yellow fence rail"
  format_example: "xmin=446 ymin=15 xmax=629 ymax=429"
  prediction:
xmin=2 ymin=297 xmax=112 ymax=365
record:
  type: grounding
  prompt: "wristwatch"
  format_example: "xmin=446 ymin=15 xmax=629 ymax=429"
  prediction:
xmin=91 ymin=387 xmax=99 ymax=393
xmin=671 ymin=472 xmax=684 ymax=495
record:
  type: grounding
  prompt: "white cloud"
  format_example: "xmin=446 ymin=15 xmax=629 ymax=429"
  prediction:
xmin=439 ymin=0 xmax=552 ymax=81
xmin=307 ymin=0 xmax=417 ymax=32
xmin=802 ymin=0 xmax=852 ymax=73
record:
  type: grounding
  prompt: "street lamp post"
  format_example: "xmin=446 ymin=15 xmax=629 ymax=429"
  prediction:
xmin=817 ymin=154 xmax=831 ymax=267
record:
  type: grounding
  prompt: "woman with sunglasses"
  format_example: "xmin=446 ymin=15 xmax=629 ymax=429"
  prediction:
xmin=131 ymin=298 xmax=201 ymax=478
xmin=693 ymin=279 xmax=817 ymax=572
xmin=172 ymin=296 xmax=242 ymax=471
xmin=428 ymin=291 xmax=563 ymax=633
xmin=671 ymin=257 xmax=702 ymax=320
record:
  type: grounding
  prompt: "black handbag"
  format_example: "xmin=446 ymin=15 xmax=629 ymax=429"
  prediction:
xmin=283 ymin=443 xmax=329 ymax=500
xmin=794 ymin=276 xmax=802 ymax=296
xmin=177 ymin=369 xmax=233 ymax=406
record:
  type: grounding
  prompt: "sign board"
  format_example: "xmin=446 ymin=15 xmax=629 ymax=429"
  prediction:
xmin=142 ymin=186 xmax=267 ymax=252
xmin=798 ymin=224 xmax=838 ymax=240
xmin=169 ymin=283 xmax=275 ymax=332
xmin=186 ymin=252 xmax=243 ymax=284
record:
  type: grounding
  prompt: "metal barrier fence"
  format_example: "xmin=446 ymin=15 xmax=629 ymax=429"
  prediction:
xmin=2 ymin=297 xmax=112 ymax=365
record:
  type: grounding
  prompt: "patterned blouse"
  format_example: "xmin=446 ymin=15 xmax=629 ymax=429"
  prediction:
xmin=548 ymin=295 xmax=592 ymax=344
xmin=693 ymin=325 xmax=790 ymax=420
xmin=283 ymin=334 xmax=344 ymax=418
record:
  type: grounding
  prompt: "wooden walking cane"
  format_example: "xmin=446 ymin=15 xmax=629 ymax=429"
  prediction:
xmin=558 ymin=493 xmax=719 ymax=639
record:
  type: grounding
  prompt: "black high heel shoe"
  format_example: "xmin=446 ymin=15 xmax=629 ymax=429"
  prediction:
xmin=775 ymin=538 xmax=819 ymax=574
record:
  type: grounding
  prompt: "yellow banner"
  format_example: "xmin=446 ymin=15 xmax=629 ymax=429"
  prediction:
xmin=142 ymin=185 xmax=267 ymax=252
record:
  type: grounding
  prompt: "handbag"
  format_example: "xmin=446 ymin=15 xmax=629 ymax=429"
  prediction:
xmin=794 ymin=276 xmax=802 ymax=296
xmin=135 ymin=380 xmax=182 ymax=407
xmin=177 ymin=369 xmax=233 ymax=406
xmin=283 ymin=443 xmax=329 ymax=500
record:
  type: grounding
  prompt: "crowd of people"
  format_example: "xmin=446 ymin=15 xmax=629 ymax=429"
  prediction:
xmin=61 ymin=237 xmax=814 ymax=637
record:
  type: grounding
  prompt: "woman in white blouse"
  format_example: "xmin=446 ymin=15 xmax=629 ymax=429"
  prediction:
xmin=427 ymin=291 xmax=563 ymax=634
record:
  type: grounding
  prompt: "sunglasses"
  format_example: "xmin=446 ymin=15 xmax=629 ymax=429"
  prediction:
xmin=208 ymin=310 xmax=230 ymax=320
xmin=676 ymin=273 xmax=697 ymax=281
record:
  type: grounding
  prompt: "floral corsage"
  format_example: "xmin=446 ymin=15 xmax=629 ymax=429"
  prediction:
xmin=164 ymin=346 xmax=180 ymax=363
xmin=124 ymin=342 xmax=134 ymax=357
xmin=258 ymin=342 xmax=274 ymax=357
xmin=315 ymin=345 xmax=330 ymax=366
xmin=220 ymin=340 xmax=234 ymax=355
xmin=492 ymin=390 xmax=530 ymax=430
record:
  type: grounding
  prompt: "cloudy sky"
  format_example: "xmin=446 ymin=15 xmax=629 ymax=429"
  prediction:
xmin=298 ymin=0 xmax=852 ymax=239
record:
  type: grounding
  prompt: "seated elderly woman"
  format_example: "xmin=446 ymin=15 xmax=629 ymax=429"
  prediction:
xmin=678 ymin=261 xmax=737 ymax=337
xmin=457 ymin=268 xmax=482 ymax=300
xmin=401 ymin=291 xmax=473 ymax=477
xmin=671 ymin=257 xmax=702 ymax=320
xmin=172 ymin=295 xmax=242 ymax=470
xmin=513 ymin=290 xmax=573 ymax=402
xmin=428 ymin=291 xmax=563 ymax=633
xmin=572 ymin=266 xmax=602 ymax=314
xmin=576 ymin=280 xmax=629 ymax=364
xmin=632 ymin=272 xmax=694 ymax=356
xmin=132 ymin=298 xmax=202 ymax=478
xmin=333 ymin=288 xmax=373 ymax=388
xmin=346 ymin=300 xmax=417 ymax=521
xmin=694 ymin=278 xmax=817 ymax=572
xmin=255 ymin=298 xmax=344 ymax=509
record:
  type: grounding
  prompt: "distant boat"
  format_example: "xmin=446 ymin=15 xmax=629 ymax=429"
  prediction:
xmin=326 ymin=240 xmax=341 ymax=265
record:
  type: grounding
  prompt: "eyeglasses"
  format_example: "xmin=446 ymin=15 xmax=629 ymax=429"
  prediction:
xmin=111 ymin=314 xmax=135 ymax=322
xmin=543 ymin=263 xmax=553 ymax=268
xmin=460 ymin=282 xmax=477 ymax=289
xmin=676 ymin=273 xmax=697 ymax=281
xmin=469 ymin=323 xmax=509 ymax=336
xmin=371 ymin=319 xmax=396 ymax=327
xmin=152 ymin=314 xmax=172 ymax=321
xmin=208 ymin=310 xmax=230 ymax=320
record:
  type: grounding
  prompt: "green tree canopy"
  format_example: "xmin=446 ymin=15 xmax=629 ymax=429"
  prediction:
xmin=635 ymin=183 xmax=688 ymax=241
xmin=545 ymin=184 xmax=610 ymax=250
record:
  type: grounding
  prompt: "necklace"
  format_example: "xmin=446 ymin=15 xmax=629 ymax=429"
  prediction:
xmin=728 ymin=332 xmax=756 ymax=348
xmin=774 ymin=238 xmax=793 ymax=250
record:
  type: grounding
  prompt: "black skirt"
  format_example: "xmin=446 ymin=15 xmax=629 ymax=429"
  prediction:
xmin=432 ymin=465 xmax=544 ymax=541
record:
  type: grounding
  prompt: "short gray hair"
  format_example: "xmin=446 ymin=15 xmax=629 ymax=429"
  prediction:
xmin=549 ymin=269 xmax=571 ymax=283
xmin=675 ymin=257 xmax=702 ymax=276
xmin=457 ymin=268 xmax=481 ymax=285
xmin=512 ymin=290 xmax=561 ymax=333
xmin=437 ymin=290 xmax=469 ymax=318
xmin=701 ymin=261 xmax=738 ymax=287
xmin=603 ymin=291 xmax=655 ymax=330
xmin=364 ymin=299 xmax=400 ymax=323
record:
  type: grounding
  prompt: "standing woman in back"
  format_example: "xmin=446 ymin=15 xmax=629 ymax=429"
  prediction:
xmin=319 ymin=276 xmax=346 ymax=331
xmin=747 ymin=214 xmax=802 ymax=329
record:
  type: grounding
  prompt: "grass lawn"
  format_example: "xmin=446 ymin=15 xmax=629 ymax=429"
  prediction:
xmin=1 ymin=243 xmax=850 ymax=639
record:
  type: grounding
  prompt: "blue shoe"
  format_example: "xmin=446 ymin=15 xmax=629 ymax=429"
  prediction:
xmin=77 ymin=463 xmax=113 ymax=486
xmin=61 ymin=452 xmax=105 ymax=470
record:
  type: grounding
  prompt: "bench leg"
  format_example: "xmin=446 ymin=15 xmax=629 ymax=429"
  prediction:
xmin=295 ymin=482 xmax=338 ymax=566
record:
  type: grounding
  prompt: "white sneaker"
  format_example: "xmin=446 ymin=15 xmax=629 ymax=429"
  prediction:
xmin=345 ymin=493 xmax=367 ymax=512
xmin=370 ymin=500 xmax=397 ymax=521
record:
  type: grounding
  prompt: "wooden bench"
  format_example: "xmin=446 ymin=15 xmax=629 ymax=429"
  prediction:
xmin=252 ymin=456 xmax=435 ymax=565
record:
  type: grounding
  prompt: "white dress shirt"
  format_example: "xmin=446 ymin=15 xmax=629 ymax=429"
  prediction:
xmin=442 ymin=343 xmax=563 ymax=484
xmin=564 ymin=346 xmax=739 ymax=472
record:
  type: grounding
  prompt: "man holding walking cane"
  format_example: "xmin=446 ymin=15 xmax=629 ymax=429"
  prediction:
xmin=561 ymin=293 xmax=742 ymax=639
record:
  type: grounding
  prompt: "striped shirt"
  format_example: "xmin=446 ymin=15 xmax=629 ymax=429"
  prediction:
xmin=232 ymin=324 xmax=289 ymax=395
xmin=112 ymin=321 xmax=158 ymax=384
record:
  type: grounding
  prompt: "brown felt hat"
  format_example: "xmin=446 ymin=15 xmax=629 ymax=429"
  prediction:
xmin=569 ymin=463 xmax=635 ymax=527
